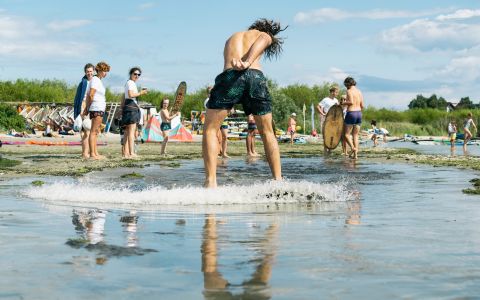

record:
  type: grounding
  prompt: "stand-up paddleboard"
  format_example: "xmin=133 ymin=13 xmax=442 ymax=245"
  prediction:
xmin=323 ymin=104 xmax=344 ymax=150
xmin=170 ymin=81 xmax=187 ymax=115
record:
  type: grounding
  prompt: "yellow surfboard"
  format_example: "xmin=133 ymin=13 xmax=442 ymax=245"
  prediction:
xmin=323 ymin=104 xmax=344 ymax=150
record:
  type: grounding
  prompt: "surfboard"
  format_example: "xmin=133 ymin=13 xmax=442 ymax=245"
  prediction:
xmin=323 ymin=104 xmax=344 ymax=150
xmin=170 ymin=81 xmax=187 ymax=115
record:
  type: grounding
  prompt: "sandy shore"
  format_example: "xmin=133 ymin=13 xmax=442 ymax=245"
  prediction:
xmin=1 ymin=132 xmax=480 ymax=178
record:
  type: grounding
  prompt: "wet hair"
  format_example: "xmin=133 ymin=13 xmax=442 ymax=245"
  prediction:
xmin=84 ymin=63 xmax=94 ymax=72
xmin=129 ymin=67 xmax=142 ymax=76
xmin=95 ymin=61 xmax=111 ymax=73
xmin=329 ymin=86 xmax=338 ymax=93
xmin=344 ymin=77 xmax=356 ymax=87
xmin=371 ymin=120 xmax=377 ymax=126
xmin=248 ymin=18 xmax=288 ymax=60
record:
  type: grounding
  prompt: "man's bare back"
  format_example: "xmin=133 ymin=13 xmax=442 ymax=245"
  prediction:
xmin=345 ymin=86 xmax=364 ymax=112
xmin=223 ymin=30 xmax=272 ymax=71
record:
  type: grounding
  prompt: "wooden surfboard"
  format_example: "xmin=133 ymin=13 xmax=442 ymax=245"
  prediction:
xmin=170 ymin=81 xmax=187 ymax=115
xmin=323 ymin=104 xmax=344 ymax=150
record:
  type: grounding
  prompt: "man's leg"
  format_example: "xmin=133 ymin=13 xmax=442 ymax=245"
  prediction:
xmin=352 ymin=125 xmax=360 ymax=159
xmin=203 ymin=109 xmax=229 ymax=188
xmin=254 ymin=113 xmax=282 ymax=180
xmin=344 ymin=125 xmax=355 ymax=153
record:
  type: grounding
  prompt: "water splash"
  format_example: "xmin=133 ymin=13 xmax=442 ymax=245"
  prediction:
xmin=24 ymin=180 xmax=352 ymax=207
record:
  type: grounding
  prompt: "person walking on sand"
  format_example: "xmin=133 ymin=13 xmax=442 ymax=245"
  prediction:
xmin=121 ymin=67 xmax=147 ymax=159
xmin=317 ymin=86 xmax=339 ymax=135
xmin=463 ymin=112 xmax=477 ymax=153
xmin=160 ymin=98 xmax=179 ymax=156
xmin=83 ymin=61 xmax=110 ymax=160
xmin=287 ymin=113 xmax=297 ymax=145
xmin=246 ymin=114 xmax=260 ymax=157
xmin=343 ymin=77 xmax=364 ymax=160
xmin=447 ymin=120 xmax=457 ymax=155
xmin=203 ymin=18 xmax=287 ymax=188
xmin=73 ymin=63 xmax=94 ymax=159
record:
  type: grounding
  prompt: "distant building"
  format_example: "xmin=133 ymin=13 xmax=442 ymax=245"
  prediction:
xmin=446 ymin=102 xmax=458 ymax=112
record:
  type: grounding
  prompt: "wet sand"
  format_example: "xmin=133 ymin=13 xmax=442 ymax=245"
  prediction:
xmin=1 ymin=134 xmax=480 ymax=177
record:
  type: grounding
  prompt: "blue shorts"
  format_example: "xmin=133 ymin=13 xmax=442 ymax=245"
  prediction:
xmin=345 ymin=111 xmax=362 ymax=126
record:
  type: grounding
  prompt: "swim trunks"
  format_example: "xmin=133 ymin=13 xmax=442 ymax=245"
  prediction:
xmin=160 ymin=122 xmax=171 ymax=131
xmin=122 ymin=99 xmax=140 ymax=125
xmin=89 ymin=111 xmax=104 ymax=119
xmin=248 ymin=122 xmax=257 ymax=131
xmin=207 ymin=69 xmax=272 ymax=116
xmin=345 ymin=111 xmax=362 ymax=126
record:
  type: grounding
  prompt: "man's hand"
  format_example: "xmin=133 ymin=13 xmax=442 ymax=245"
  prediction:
xmin=231 ymin=59 xmax=250 ymax=70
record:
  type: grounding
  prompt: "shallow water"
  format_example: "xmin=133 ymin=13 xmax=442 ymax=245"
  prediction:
xmin=381 ymin=140 xmax=480 ymax=156
xmin=1 ymin=157 xmax=480 ymax=299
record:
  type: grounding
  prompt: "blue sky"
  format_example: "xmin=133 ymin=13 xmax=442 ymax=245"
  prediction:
xmin=0 ymin=0 xmax=479 ymax=109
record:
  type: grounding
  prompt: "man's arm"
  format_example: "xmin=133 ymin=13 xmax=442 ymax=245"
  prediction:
xmin=232 ymin=33 xmax=272 ymax=70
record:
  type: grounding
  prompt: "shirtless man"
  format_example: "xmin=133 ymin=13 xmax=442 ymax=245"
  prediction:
xmin=343 ymin=77 xmax=364 ymax=159
xmin=203 ymin=18 xmax=287 ymax=188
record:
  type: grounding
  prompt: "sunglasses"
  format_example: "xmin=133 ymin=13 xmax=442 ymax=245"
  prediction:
xmin=133 ymin=73 xmax=141 ymax=76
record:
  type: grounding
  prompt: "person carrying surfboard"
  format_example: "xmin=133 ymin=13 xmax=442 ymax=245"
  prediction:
xmin=203 ymin=18 xmax=287 ymax=188
xmin=343 ymin=77 xmax=364 ymax=160
xmin=317 ymin=86 xmax=339 ymax=135
xmin=160 ymin=98 xmax=179 ymax=156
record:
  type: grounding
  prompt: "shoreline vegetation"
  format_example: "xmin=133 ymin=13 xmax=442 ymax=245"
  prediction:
xmin=1 ymin=141 xmax=480 ymax=178
xmin=1 ymin=79 xmax=479 ymax=136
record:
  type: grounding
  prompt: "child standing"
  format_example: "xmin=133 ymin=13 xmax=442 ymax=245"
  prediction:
xmin=447 ymin=120 xmax=457 ymax=154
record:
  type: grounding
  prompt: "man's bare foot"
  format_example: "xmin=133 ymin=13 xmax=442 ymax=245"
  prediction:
xmin=82 ymin=154 xmax=90 ymax=159
xmin=90 ymin=155 xmax=106 ymax=160
xmin=222 ymin=154 xmax=230 ymax=159
xmin=204 ymin=179 xmax=217 ymax=188
xmin=252 ymin=152 xmax=261 ymax=157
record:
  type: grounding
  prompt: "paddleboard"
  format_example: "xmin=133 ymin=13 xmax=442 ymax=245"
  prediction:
xmin=170 ymin=81 xmax=187 ymax=115
xmin=323 ymin=104 xmax=344 ymax=150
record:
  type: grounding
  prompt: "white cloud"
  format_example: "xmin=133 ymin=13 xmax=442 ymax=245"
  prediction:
xmin=378 ymin=12 xmax=480 ymax=54
xmin=436 ymin=9 xmax=480 ymax=21
xmin=47 ymin=19 xmax=92 ymax=31
xmin=294 ymin=8 xmax=448 ymax=24
xmin=0 ymin=11 xmax=93 ymax=58
xmin=139 ymin=2 xmax=156 ymax=10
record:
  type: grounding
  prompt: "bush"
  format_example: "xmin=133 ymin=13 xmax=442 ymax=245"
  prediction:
xmin=0 ymin=103 xmax=25 ymax=131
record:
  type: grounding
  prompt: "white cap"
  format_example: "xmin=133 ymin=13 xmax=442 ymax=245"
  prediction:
xmin=291 ymin=113 xmax=296 ymax=117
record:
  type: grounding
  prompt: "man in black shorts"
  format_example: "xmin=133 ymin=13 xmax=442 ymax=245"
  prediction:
xmin=203 ymin=19 xmax=287 ymax=188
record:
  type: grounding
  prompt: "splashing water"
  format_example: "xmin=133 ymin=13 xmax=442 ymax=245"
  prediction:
xmin=24 ymin=180 xmax=352 ymax=207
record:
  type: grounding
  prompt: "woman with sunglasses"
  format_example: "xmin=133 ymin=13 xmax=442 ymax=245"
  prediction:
xmin=84 ymin=61 xmax=110 ymax=160
xmin=121 ymin=67 xmax=147 ymax=158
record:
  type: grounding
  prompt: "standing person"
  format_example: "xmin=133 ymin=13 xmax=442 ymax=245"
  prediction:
xmin=219 ymin=118 xmax=230 ymax=158
xmin=84 ymin=61 xmax=110 ymax=160
xmin=317 ymin=86 xmax=339 ymax=134
xmin=160 ymin=98 xmax=179 ymax=156
xmin=343 ymin=77 xmax=364 ymax=160
xmin=73 ymin=63 xmax=94 ymax=159
xmin=121 ymin=67 xmax=147 ymax=159
xmin=448 ymin=120 xmax=457 ymax=155
xmin=463 ymin=112 xmax=477 ymax=153
xmin=246 ymin=114 xmax=260 ymax=157
xmin=203 ymin=18 xmax=287 ymax=188
xmin=287 ymin=113 xmax=297 ymax=145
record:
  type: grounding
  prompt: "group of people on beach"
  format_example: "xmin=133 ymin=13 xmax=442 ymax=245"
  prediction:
xmin=73 ymin=62 xmax=179 ymax=160
xmin=448 ymin=112 xmax=477 ymax=154
xmin=71 ymin=18 xmax=364 ymax=187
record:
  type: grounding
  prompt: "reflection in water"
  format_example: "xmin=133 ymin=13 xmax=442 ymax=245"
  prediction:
xmin=201 ymin=214 xmax=278 ymax=299
xmin=68 ymin=209 xmax=156 ymax=265
xmin=120 ymin=211 xmax=139 ymax=248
